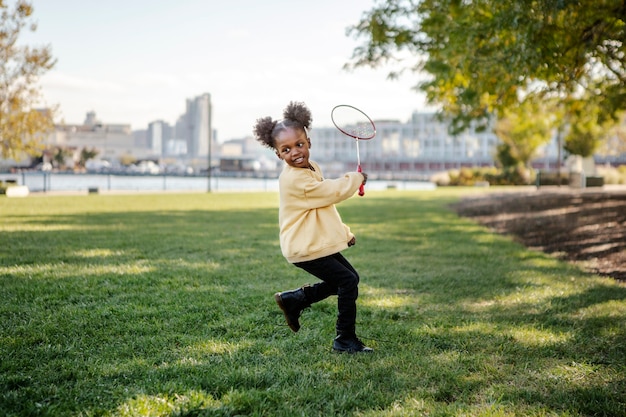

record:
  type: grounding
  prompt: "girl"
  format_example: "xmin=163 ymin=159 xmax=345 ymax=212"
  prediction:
xmin=253 ymin=101 xmax=372 ymax=353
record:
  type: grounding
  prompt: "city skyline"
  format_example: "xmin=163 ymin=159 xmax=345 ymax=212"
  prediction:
xmin=24 ymin=0 xmax=433 ymax=142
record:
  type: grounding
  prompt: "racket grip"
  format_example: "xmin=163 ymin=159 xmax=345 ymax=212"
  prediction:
xmin=357 ymin=165 xmax=365 ymax=197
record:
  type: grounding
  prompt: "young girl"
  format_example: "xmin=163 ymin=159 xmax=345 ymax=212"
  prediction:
xmin=253 ymin=101 xmax=372 ymax=353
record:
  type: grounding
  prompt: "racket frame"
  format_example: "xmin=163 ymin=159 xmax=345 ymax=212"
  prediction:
xmin=330 ymin=105 xmax=376 ymax=196
xmin=330 ymin=104 xmax=376 ymax=140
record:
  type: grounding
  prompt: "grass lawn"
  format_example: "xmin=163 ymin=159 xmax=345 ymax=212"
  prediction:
xmin=1 ymin=189 xmax=625 ymax=416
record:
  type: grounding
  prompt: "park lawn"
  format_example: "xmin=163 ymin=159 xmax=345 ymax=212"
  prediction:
xmin=0 ymin=189 xmax=624 ymax=417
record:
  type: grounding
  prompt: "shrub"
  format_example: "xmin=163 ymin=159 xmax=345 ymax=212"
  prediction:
xmin=597 ymin=164 xmax=626 ymax=184
xmin=441 ymin=166 xmax=532 ymax=186
xmin=0 ymin=180 xmax=18 ymax=195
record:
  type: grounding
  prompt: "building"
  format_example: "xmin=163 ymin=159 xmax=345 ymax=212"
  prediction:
xmin=220 ymin=137 xmax=279 ymax=173
xmin=176 ymin=93 xmax=212 ymax=157
xmin=14 ymin=99 xmax=621 ymax=177
xmin=216 ymin=111 xmax=504 ymax=179
xmin=147 ymin=120 xmax=174 ymax=156
xmin=309 ymin=111 xmax=500 ymax=179
xmin=45 ymin=111 xmax=154 ymax=167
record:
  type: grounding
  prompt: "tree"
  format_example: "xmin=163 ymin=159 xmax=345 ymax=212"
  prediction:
xmin=490 ymin=100 xmax=554 ymax=184
xmin=77 ymin=147 xmax=98 ymax=170
xmin=50 ymin=145 xmax=72 ymax=170
xmin=561 ymin=97 xmax=612 ymax=158
xmin=346 ymin=0 xmax=626 ymax=141
xmin=0 ymin=1 xmax=56 ymax=160
xmin=494 ymin=100 xmax=553 ymax=170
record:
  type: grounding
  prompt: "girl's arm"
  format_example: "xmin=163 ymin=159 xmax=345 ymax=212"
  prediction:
xmin=301 ymin=172 xmax=364 ymax=208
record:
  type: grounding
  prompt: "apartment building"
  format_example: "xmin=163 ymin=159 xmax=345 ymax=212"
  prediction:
xmin=46 ymin=111 xmax=152 ymax=165
xmin=309 ymin=112 xmax=501 ymax=178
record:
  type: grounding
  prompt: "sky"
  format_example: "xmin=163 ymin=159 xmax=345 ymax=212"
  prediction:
xmin=23 ymin=0 xmax=432 ymax=142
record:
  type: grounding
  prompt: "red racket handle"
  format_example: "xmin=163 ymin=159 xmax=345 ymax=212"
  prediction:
xmin=358 ymin=165 xmax=365 ymax=197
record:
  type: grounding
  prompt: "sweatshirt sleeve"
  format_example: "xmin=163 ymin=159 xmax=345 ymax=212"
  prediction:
xmin=302 ymin=172 xmax=364 ymax=208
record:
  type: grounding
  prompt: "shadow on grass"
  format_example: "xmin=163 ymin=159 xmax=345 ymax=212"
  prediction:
xmin=1 ymin=192 xmax=625 ymax=416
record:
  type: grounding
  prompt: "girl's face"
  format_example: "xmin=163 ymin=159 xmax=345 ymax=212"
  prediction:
xmin=274 ymin=127 xmax=311 ymax=169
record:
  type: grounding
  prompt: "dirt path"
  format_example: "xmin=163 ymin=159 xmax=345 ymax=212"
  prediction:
xmin=451 ymin=187 xmax=626 ymax=281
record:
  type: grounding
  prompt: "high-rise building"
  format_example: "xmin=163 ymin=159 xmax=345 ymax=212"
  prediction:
xmin=147 ymin=120 xmax=174 ymax=156
xmin=178 ymin=93 xmax=212 ymax=157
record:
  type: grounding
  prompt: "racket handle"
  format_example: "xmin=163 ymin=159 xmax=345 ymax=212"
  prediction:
xmin=357 ymin=165 xmax=365 ymax=197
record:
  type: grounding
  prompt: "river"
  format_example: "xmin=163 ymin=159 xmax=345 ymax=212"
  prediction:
xmin=1 ymin=172 xmax=436 ymax=193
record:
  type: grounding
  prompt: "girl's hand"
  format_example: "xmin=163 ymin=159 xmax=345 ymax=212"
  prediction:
xmin=348 ymin=237 xmax=356 ymax=247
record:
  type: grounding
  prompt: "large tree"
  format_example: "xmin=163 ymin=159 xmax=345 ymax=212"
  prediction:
xmin=494 ymin=99 xmax=554 ymax=169
xmin=346 ymin=0 xmax=626 ymax=143
xmin=0 ymin=1 xmax=55 ymax=161
xmin=561 ymin=96 xmax=613 ymax=157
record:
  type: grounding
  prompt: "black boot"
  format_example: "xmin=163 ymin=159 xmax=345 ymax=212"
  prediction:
xmin=332 ymin=334 xmax=373 ymax=353
xmin=274 ymin=287 xmax=311 ymax=332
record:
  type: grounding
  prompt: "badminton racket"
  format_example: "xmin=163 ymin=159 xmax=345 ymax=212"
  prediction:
xmin=331 ymin=104 xmax=376 ymax=196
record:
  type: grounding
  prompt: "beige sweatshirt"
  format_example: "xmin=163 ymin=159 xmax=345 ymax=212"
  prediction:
xmin=278 ymin=160 xmax=364 ymax=263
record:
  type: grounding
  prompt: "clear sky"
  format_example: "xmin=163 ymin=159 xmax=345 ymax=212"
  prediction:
xmin=24 ymin=0 xmax=431 ymax=141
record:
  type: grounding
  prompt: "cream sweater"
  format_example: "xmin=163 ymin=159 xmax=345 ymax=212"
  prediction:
xmin=278 ymin=160 xmax=364 ymax=263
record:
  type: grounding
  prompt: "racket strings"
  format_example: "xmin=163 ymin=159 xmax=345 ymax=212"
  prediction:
xmin=345 ymin=124 xmax=375 ymax=139
xmin=331 ymin=105 xmax=376 ymax=140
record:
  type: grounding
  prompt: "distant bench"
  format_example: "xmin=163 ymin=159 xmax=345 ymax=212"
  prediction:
xmin=536 ymin=171 xmax=604 ymax=188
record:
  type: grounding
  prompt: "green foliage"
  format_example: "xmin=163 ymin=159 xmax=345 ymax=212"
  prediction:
xmin=0 ymin=1 xmax=56 ymax=160
xmin=445 ymin=166 xmax=531 ymax=186
xmin=0 ymin=178 xmax=17 ymax=194
xmin=494 ymin=101 xmax=554 ymax=168
xmin=1 ymin=191 xmax=625 ymax=416
xmin=119 ymin=154 xmax=137 ymax=167
xmin=50 ymin=146 xmax=74 ymax=170
xmin=346 ymin=0 xmax=626 ymax=150
xmin=495 ymin=142 xmax=522 ymax=169
xmin=597 ymin=164 xmax=626 ymax=184
xmin=77 ymin=147 xmax=99 ymax=169
xmin=596 ymin=112 xmax=626 ymax=157
xmin=563 ymin=99 xmax=609 ymax=157
xmin=447 ymin=167 xmax=480 ymax=186
xmin=487 ymin=166 xmax=532 ymax=185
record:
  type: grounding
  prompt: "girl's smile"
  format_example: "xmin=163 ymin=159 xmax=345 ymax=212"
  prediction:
xmin=274 ymin=127 xmax=312 ymax=169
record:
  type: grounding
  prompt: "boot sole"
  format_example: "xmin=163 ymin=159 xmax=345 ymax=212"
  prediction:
xmin=332 ymin=347 xmax=374 ymax=354
xmin=274 ymin=293 xmax=300 ymax=333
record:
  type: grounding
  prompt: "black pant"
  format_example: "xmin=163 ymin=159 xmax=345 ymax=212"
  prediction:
xmin=294 ymin=252 xmax=360 ymax=336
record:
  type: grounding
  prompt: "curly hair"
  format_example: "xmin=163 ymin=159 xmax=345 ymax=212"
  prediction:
xmin=253 ymin=101 xmax=313 ymax=150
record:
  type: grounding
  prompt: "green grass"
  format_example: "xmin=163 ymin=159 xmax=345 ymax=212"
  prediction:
xmin=1 ymin=189 xmax=625 ymax=417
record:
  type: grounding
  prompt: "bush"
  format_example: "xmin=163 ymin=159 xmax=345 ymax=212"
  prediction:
xmin=439 ymin=166 xmax=532 ymax=186
xmin=430 ymin=170 xmax=451 ymax=186
xmin=0 ymin=179 xmax=18 ymax=195
xmin=448 ymin=168 xmax=476 ymax=186
xmin=598 ymin=164 xmax=626 ymax=185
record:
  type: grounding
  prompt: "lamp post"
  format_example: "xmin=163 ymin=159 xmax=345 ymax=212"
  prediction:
xmin=207 ymin=97 xmax=213 ymax=193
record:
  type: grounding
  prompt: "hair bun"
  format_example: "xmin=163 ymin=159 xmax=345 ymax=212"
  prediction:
xmin=283 ymin=101 xmax=312 ymax=128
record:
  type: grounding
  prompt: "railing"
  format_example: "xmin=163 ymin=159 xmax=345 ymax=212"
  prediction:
xmin=0 ymin=171 xmax=435 ymax=193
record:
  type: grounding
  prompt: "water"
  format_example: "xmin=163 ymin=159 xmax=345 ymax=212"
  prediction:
xmin=1 ymin=172 xmax=436 ymax=193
